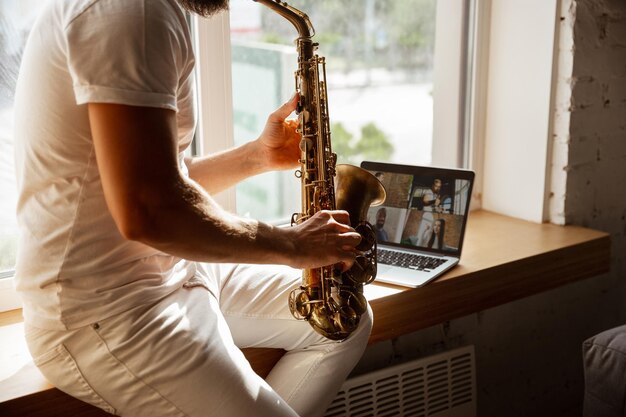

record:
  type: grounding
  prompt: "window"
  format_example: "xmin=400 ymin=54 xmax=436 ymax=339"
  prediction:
xmin=0 ymin=0 xmax=39 ymax=310
xmin=0 ymin=5 xmax=37 ymax=272
xmin=195 ymin=0 xmax=475 ymax=222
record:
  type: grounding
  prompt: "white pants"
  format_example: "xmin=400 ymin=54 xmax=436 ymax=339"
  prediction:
xmin=413 ymin=211 xmax=434 ymax=246
xmin=25 ymin=263 xmax=372 ymax=417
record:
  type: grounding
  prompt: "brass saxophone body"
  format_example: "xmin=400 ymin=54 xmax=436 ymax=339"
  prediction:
xmin=254 ymin=0 xmax=386 ymax=341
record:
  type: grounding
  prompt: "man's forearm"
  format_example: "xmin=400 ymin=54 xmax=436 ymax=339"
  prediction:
xmin=185 ymin=141 xmax=267 ymax=195
xmin=124 ymin=175 xmax=361 ymax=270
xmin=127 ymin=174 xmax=293 ymax=265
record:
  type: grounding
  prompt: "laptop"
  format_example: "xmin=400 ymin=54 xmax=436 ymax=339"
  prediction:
xmin=361 ymin=161 xmax=475 ymax=288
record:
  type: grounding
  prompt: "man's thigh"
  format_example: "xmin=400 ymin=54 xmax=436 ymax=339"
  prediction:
xmin=28 ymin=286 xmax=298 ymax=417
xmin=208 ymin=263 xmax=328 ymax=350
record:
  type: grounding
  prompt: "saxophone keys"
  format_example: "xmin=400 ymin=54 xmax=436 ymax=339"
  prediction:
xmin=335 ymin=305 xmax=359 ymax=334
xmin=340 ymin=289 xmax=368 ymax=316
xmin=299 ymin=137 xmax=313 ymax=152
xmin=354 ymin=222 xmax=376 ymax=252
xmin=343 ymin=255 xmax=375 ymax=285
xmin=289 ymin=288 xmax=311 ymax=319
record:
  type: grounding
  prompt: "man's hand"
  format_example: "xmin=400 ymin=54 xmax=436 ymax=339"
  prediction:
xmin=185 ymin=93 xmax=302 ymax=194
xmin=256 ymin=93 xmax=301 ymax=171
xmin=283 ymin=210 xmax=362 ymax=271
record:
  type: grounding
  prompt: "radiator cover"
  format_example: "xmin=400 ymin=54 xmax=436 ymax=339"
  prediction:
xmin=324 ymin=345 xmax=476 ymax=417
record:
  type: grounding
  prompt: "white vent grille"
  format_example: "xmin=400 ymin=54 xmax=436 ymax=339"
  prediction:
xmin=324 ymin=345 xmax=476 ymax=417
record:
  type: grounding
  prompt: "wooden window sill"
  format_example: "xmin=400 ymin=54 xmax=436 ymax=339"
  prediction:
xmin=0 ymin=210 xmax=611 ymax=415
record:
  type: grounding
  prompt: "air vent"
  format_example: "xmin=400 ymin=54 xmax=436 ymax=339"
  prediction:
xmin=324 ymin=345 xmax=476 ymax=417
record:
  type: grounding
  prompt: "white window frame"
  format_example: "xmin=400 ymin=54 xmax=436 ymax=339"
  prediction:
xmin=431 ymin=0 xmax=471 ymax=169
xmin=478 ymin=0 xmax=561 ymax=223
xmin=194 ymin=12 xmax=237 ymax=211
xmin=431 ymin=0 xmax=490 ymax=213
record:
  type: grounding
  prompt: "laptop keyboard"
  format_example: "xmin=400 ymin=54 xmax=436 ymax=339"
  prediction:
xmin=377 ymin=248 xmax=447 ymax=271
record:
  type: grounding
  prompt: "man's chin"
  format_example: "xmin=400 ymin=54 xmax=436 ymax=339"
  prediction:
xmin=177 ymin=0 xmax=229 ymax=17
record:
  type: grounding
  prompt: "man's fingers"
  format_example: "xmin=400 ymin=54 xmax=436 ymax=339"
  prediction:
xmin=326 ymin=210 xmax=351 ymax=227
xmin=293 ymin=210 xmax=365 ymax=269
xmin=271 ymin=93 xmax=299 ymax=121
xmin=338 ymin=231 xmax=362 ymax=248
xmin=285 ymin=118 xmax=299 ymax=129
xmin=336 ymin=250 xmax=357 ymax=272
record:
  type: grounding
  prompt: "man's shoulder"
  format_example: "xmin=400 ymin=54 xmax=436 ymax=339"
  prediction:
xmin=61 ymin=0 xmax=185 ymax=29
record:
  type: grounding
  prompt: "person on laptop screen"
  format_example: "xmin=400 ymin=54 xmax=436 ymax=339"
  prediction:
xmin=374 ymin=207 xmax=390 ymax=242
xmin=424 ymin=218 xmax=446 ymax=250
xmin=411 ymin=178 xmax=442 ymax=246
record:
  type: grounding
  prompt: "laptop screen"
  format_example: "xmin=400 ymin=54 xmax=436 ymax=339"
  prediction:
xmin=361 ymin=161 xmax=475 ymax=257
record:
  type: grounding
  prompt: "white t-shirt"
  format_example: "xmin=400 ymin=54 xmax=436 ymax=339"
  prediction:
xmin=14 ymin=0 xmax=198 ymax=330
xmin=422 ymin=189 xmax=438 ymax=212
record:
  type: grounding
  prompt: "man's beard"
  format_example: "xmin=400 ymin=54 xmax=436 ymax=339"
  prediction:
xmin=177 ymin=0 xmax=229 ymax=17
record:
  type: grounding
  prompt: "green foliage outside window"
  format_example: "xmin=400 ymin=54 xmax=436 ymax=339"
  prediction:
xmin=332 ymin=121 xmax=394 ymax=165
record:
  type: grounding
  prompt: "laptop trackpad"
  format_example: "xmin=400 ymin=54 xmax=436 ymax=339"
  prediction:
xmin=375 ymin=265 xmax=434 ymax=288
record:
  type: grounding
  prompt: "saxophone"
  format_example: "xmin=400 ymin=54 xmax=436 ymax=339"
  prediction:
xmin=254 ymin=0 xmax=386 ymax=341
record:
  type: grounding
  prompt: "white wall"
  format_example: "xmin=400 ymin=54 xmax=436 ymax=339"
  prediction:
xmin=481 ymin=0 xmax=559 ymax=223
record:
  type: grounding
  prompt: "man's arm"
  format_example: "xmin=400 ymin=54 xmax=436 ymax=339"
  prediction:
xmin=422 ymin=192 xmax=440 ymax=207
xmin=87 ymin=102 xmax=360 ymax=269
xmin=185 ymin=94 xmax=301 ymax=194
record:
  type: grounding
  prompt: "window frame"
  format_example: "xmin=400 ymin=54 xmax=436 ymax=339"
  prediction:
xmin=478 ymin=0 xmax=560 ymax=223
xmin=193 ymin=12 xmax=237 ymax=211
xmin=431 ymin=0 xmax=472 ymax=170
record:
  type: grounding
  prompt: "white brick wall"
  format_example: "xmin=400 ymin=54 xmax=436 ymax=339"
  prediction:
xmin=550 ymin=0 xmax=576 ymax=225
xmin=563 ymin=0 xmax=626 ymax=318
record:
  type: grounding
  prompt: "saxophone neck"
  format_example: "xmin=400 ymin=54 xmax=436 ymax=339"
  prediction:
xmin=253 ymin=0 xmax=316 ymax=39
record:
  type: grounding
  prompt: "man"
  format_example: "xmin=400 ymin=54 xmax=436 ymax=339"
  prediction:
xmin=410 ymin=179 xmax=442 ymax=246
xmin=374 ymin=207 xmax=389 ymax=242
xmin=13 ymin=1 xmax=371 ymax=416
xmin=421 ymin=179 xmax=442 ymax=212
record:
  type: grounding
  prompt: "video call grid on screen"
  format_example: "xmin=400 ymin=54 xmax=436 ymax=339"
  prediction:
xmin=361 ymin=162 xmax=475 ymax=257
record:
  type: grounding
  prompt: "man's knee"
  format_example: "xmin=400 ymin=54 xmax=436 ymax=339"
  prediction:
xmin=349 ymin=304 xmax=373 ymax=345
